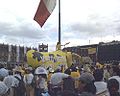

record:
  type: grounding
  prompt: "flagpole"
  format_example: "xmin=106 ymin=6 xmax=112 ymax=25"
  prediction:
xmin=58 ymin=0 xmax=61 ymax=44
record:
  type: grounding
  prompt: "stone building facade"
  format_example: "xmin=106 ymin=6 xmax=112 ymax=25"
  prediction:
xmin=0 ymin=43 xmax=48 ymax=66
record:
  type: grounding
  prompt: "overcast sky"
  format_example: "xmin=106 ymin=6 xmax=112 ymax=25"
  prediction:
xmin=0 ymin=0 xmax=120 ymax=51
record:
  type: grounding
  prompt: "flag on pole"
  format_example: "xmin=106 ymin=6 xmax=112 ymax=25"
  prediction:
xmin=34 ymin=0 xmax=56 ymax=27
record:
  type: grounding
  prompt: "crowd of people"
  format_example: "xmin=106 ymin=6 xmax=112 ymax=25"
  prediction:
xmin=0 ymin=61 xmax=120 ymax=96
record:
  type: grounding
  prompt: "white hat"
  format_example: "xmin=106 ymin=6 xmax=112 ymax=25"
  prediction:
xmin=49 ymin=68 xmax=54 ymax=73
xmin=79 ymin=72 xmax=94 ymax=84
xmin=3 ymin=76 xmax=15 ymax=89
xmin=0 ymin=68 xmax=9 ymax=78
xmin=35 ymin=67 xmax=47 ymax=75
xmin=0 ymin=81 xmax=8 ymax=95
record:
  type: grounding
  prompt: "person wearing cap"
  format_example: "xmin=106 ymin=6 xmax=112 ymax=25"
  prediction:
xmin=0 ymin=81 xmax=9 ymax=96
xmin=34 ymin=67 xmax=48 ymax=96
xmin=50 ymin=72 xmax=69 ymax=86
xmin=49 ymin=72 xmax=69 ymax=96
xmin=13 ymin=66 xmax=24 ymax=82
xmin=77 ymin=72 xmax=96 ymax=96
xmin=23 ymin=67 xmax=34 ymax=96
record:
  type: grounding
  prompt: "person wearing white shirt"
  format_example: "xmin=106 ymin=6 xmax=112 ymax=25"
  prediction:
xmin=0 ymin=67 xmax=9 ymax=81
xmin=34 ymin=67 xmax=49 ymax=96
xmin=93 ymin=69 xmax=108 ymax=95
xmin=0 ymin=81 xmax=9 ymax=96
xmin=23 ymin=67 xmax=34 ymax=96
xmin=3 ymin=71 xmax=16 ymax=96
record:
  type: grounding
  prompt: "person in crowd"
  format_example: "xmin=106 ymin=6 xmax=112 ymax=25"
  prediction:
xmin=93 ymin=69 xmax=107 ymax=96
xmin=47 ymin=67 xmax=55 ymax=96
xmin=95 ymin=63 xmax=102 ymax=70
xmin=12 ymin=66 xmax=26 ymax=96
xmin=3 ymin=70 xmax=13 ymax=89
xmin=56 ymin=42 xmax=61 ymax=50
xmin=47 ymin=67 xmax=54 ymax=82
xmin=77 ymin=72 xmax=96 ymax=96
xmin=82 ymin=64 xmax=91 ymax=73
xmin=34 ymin=67 xmax=48 ymax=96
xmin=89 ymin=65 xmax=95 ymax=74
xmin=103 ymin=65 xmax=111 ymax=82
xmin=0 ymin=64 xmax=9 ymax=81
xmin=108 ymin=65 xmax=113 ymax=77
xmin=61 ymin=76 xmax=77 ymax=96
xmin=70 ymin=66 xmax=80 ymax=78
xmin=107 ymin=78 xmax=120 ymax=96
xmin=0 ymin=81 xmax=9 ymax=96
xmin=54 ymin=66 xmax=62 ymax=73
xmin=49 ymin=69 xmax=69 ymax=96
xmin=23 ymin=67 xmax=34 ymax=96
xmin=3 ymin=70 xmax=15 ymax=96
xmin=70 ymin=66 xmax=80 ymax=91
xmin=109 ymin=61 xmax=120 ymax=93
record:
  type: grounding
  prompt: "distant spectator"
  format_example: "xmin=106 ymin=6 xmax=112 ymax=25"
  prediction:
xmin=56 ymin=42 xmax=61 ymax=50
xmin=103 ymin=65 xmax=111 ymax=82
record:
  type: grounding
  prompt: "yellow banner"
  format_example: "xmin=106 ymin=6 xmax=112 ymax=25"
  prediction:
xmin=88 ymin=48 xmax=96 ymax=54
xmin=26 ymin=50 xmax=68 ymax=69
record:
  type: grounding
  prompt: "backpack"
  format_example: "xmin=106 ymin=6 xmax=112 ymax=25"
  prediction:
xmin=14 ymin=76 xmax=26 ymax=96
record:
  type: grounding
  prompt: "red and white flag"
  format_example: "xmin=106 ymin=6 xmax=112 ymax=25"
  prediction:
xmin=34 ymin=0 xmax=56 ymax=27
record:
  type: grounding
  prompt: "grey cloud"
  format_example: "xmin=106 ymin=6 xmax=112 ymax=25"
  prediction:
xmin=0 ymin=19 xmax=46 ymax=39
xmin=116 ymin=26 xmax=120 ymax=35
xmin=62 ymin=22 xmax=104 ymax=40
xmin=62 ymin=17 xmax=120 ymax=40
xmin=70 ymin=23 xmax=101 ymax=34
